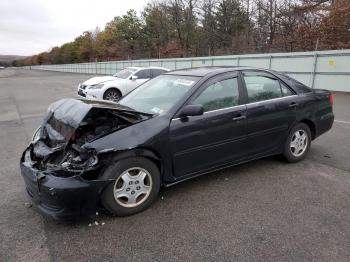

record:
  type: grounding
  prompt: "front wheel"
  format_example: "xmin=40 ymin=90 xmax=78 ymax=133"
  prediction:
xmin=283 ymin=123 xmax=311 ymax=163
xmin=103 ymin=88 xmax=121 ymax=102
xmin=100 ymin=157 xmax=160 ymax=216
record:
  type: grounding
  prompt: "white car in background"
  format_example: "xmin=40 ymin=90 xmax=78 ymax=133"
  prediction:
xmin=77 ymin=67 xmax=170 ymax=101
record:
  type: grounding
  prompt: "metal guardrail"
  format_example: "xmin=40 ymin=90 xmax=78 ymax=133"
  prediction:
xmin=24 ymin=49 xmax=350 ymax=92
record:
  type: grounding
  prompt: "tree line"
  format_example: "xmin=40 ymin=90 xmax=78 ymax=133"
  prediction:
xmin=16 ymin=0 xmax=350 ymax=66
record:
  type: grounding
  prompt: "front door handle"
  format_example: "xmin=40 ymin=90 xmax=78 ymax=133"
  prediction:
xmin=289 ymin=102 xmax=298 ymax=108
xmin=232 ymin=114 xmax=246 ymax=121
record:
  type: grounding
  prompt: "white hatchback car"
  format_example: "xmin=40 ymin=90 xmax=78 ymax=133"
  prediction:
xmin=77 ymin=66 xmax=170 ymax=101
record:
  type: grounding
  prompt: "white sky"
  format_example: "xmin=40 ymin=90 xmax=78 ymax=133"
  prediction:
xmin=0 ymin=0 xmax=147 ymax=56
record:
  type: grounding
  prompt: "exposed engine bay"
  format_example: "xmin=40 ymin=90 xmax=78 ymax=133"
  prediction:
xmin=24 ymin=99 xmax=149 ymax=174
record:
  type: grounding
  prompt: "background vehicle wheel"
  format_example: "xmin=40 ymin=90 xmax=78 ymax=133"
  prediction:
xmin=283 ymin=123 xmax=311 ymax=163
xmin=103 ymin=88 xmax=121 ymax=102
xmin=100 ymin=157 xmax=160 ymax=216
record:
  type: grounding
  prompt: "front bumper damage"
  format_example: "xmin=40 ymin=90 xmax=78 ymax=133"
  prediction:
xmin=20 ymin=148 xmax=112 ymax=220
xmin=19 ymin=98 xmax=150 ymax=220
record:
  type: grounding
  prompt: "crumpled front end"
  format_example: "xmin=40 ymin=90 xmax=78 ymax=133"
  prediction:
xmin=20 ymin=98 xmax=148 ymax=219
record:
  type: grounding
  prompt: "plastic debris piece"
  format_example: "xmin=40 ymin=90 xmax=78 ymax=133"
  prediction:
xmin=161 ymin=196 xmax=164 ymax=200
xmin=96 ymin=212 xmax=99 ymax=216
xmin=94 ymin=221 xmax=99 ymax=226
xmin=24 ymin=202 xmax=32 ymax=208
xmin=88 ymin=223 xmax=92 ymax=227
xmin=102 ymin=222 xmax=105 ymax=226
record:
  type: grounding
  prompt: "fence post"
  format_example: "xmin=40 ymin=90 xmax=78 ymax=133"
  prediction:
xmin=268 ymin=55 xmax=272 ymax=69
xmin=311 ymin=53 xmax=318 ymax=88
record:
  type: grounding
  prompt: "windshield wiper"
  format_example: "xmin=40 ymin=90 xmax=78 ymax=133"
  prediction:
xmin=115 ymin=104 xmax=154 ymax=117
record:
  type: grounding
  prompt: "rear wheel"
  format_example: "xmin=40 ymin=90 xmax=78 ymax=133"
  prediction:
xmin=103 ymin=88 xmax=121 ymax=102
xmin=283 ymin=123 xmax=311 ymax=163
xmin=100 ymin=157 xmax=160 ymax=216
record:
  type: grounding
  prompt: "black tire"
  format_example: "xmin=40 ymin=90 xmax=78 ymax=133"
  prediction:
xmin=283 ymin=123 xmax=311 ymax=163
xmin=103 ymin=88 xmax=122 ymax=102
xmin=100 ymin=157 xmax=160 ymax=216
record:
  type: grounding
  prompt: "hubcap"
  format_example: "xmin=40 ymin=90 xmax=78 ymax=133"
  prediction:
xmin=113 ymin=167 xmax=152 ymax=208
xmin=105 ymin=90 xmax=120 ymax=101
xmin=290 ymin=129 xmax=308 ymax=157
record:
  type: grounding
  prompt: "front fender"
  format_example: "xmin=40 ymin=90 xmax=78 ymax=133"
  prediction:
xmin=96 ymin=147 xmax=164 ymax=182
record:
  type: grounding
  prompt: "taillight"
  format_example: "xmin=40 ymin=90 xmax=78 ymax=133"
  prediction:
xmin=329 ymin=93 xmax=334 ymax=106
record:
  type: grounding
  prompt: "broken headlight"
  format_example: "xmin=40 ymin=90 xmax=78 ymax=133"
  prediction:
xmin=60 ymin=145 xmax=98 ymax=171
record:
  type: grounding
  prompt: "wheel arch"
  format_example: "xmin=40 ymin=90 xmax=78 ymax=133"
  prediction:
xmin=103 ymin=87 xmax=122 ymax=99
xmin=99 ymin=147 xmax=164 ymax=181
xmin=299 ymin=119 xmax=316 ymax=140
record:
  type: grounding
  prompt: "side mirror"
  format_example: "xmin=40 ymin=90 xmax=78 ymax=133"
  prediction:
xmin=179 ymin=105 xmax=204 ymax=117
xmin=130 ymin=75 xmax=138 ymax=81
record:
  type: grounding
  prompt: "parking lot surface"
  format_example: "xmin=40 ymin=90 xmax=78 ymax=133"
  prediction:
xmin=0 ymin=69 xmax=349 ymax=262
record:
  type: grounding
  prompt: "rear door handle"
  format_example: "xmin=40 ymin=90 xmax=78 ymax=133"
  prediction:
xmin=289 ymin=102 xmax=298 ymax=108
xmin=232 ymin=114 xmax=246 ymax=121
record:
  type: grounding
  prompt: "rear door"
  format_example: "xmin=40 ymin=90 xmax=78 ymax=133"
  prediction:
xmin=170 ymin=72 xmax=247 ymax=178
xmin=240 ymin=70 xmax=298 ymax=156
xmin=151 ymin=69 xmax=167 ymax=78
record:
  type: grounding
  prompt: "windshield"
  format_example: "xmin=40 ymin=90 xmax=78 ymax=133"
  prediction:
xmin=118 ymin=75 xmax=200 ymax=114
xmin=113 ymin=68 xmax=137 ymax=79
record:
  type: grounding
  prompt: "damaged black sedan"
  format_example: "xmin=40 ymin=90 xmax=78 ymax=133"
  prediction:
xmin=20 ymin=67 xmax=334 ymax=220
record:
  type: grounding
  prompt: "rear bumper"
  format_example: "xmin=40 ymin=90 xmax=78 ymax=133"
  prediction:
xmin=20 ymin=151 xmax=111 ymax=220
xmin=315 ymin=112 xmax=334 ymax=138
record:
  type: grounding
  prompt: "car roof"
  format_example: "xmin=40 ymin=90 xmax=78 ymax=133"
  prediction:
xmin=165 ymin=66 xmax=271 ymax=77
xmin=127 ymin=66 xmax=170 ymax=71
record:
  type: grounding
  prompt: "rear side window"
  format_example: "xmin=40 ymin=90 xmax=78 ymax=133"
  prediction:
xmin=192 ymin=78 xmax=239 ymax=112
xmin=243 ymin=73 xmax=294 ymax=103
xmin=135 ymin=69 xmax=151 ymax=79
xmin=151 ymin=69 xmax=167 ymax=78
xmin=281 ymin=82 xmax=294 ymax=96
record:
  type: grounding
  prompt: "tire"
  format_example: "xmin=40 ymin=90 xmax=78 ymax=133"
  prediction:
xmin=100 ymin=157 xmax=160 ymax=216
xmin=103 ymin=88 xmax=122 ymax=102
xmin=283 ymin=123 xmax=311 ymax=163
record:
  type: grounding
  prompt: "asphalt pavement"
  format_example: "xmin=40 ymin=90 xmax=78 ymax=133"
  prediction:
xmin=0 ymin=69 xmax=349 ymax=262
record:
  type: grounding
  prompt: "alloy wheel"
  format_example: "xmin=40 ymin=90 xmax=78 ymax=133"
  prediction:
xmin=290 ymin=129 xmax=308 ymax=157
xmin=105 ymin=90 xmax=120 ymax=101
xmin=113 ymin=167 xmax=153 ymax=208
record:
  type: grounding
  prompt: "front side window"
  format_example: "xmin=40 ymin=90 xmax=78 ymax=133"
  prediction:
xmin=135 ymin=69 xmax=151 ymax=79
xmin=243 ymin=73 xmax=294 ymax=103
xmin=113 ymin=68 xmax=137 ymax=79
xmin=192 ymin=78 xmax=239 ymax=112
xmin=118 ymin=75 xmax=199 ymax=114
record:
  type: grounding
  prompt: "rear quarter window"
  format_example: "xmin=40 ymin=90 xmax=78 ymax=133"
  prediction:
xmin=276 ymin=73 xmax=312 ymax=93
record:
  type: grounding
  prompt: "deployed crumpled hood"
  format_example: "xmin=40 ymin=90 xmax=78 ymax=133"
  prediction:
xmin=46 ymin=98 xmax=94 ymax=129
xmin=82 ymin=76 xmax=120 ymax=86
xmin=30 ymin=98 xmax=151 ymax=168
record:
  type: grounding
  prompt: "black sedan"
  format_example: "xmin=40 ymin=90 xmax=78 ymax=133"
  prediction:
xmin=20 ymin=67 xmax=334 ymax=219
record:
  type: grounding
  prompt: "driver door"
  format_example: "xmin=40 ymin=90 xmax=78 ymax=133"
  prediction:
xmin=169 ymin=72 xmax=247 ymax=178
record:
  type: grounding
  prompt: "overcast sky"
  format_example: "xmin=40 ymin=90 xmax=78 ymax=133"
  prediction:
xmin=0 ymin=0 xmax=146 ymax=56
